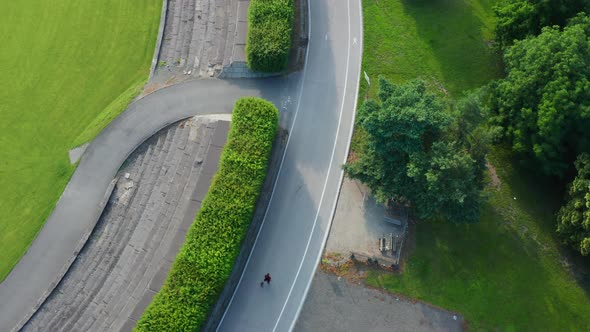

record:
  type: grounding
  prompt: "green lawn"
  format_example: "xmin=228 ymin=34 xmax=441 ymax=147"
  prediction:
xmin=361 ymin=0 xmax=501 ymax=98
xmin=367 ymin=148 xmax=590 ymax=330
xmin=360 ymin=0 xmax=590 ymax=329
xmin=0 ymin=1 xmax=161 ymax=281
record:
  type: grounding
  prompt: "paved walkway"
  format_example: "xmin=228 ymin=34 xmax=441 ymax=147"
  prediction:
xmin=295 ymin=271 xmax=464 ymax=332
xmin=0 ymin=78 xmax=299 ymax=332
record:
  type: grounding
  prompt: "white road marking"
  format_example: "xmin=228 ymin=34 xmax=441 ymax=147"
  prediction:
xmin=274 ymin=0 xmax=359 ymax=330
xmin=287 ymin=1 xmax=363 ymax=330
xmin=216 ymin=0 xmax=314 ymax=330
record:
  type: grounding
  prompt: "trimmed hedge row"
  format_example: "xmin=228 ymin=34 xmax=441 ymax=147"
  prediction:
xmin=246 ymin=0 xmax=294 ymax=72
xmin=135 ymin=97 xmax=279 ymax=331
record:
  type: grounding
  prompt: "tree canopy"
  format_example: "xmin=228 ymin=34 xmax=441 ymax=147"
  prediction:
xmin=494 ymin=0 xmax=590 ymax=48
xmin=345 ymin=78 xmax=486 ymax=223
xmin=490 ymin=15 xmax=590 ymax=176
xmin=557 ymin=153 xmax=590 ymax=255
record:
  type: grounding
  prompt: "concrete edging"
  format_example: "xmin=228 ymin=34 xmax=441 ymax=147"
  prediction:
xmin=148 ymin=0 xmax=169 ymax=81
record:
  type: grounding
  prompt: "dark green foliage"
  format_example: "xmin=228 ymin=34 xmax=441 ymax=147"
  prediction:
xmin=490 ymin=15 xmax=590 ymax=176
xmin=494 ymin=0 xmax=590 ymax=48
xmin=135 ymin=98 xmax=278 ymax=331
xmin=345 ymin=78 xmax=486 ymax=223
xmin=557 ymin=153 xmax=590 ymax=255
xmin=451 ymin=88 xmax=496 ymax=185
xmin=246 ymin=0 xmax=294 ymax=72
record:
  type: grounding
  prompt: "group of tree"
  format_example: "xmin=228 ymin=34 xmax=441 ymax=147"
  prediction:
xmin=491 ymin=0 xmax=590 ymax=255
xmin=347 ymin=1 xmax=590 ymax=251
xmin=345 ymin=78 xmax=489 ymax=223
xmin=489 ymin=15 xmax=590 ymax=177
xmin=494 ymin=0 xmax=590 ymax=49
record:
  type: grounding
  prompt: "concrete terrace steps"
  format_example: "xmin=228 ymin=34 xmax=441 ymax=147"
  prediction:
xmin=75 ymin=126 xmax=186 ymax=331
xmin=101 ymin=124 xmax=208 ymax=331
xmin=22 ymin=117 xmax=230 ymax=332
xmin=26 ymin=126 xmax=180 ymax=332
xmin=156 ymin=0 xmax=245 ymax=79
xmin=27 ymin=139 xmax=161 ymax=330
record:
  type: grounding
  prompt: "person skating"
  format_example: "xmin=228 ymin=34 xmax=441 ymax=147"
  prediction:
xmin=260 ymin=273 xmax=271 ymax=287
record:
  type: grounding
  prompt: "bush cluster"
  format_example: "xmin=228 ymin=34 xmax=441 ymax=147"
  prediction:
xmin=246 ymin=0 xmax=294 ymax=72
xmin=135 ymin=97 xmax=278 ymax=331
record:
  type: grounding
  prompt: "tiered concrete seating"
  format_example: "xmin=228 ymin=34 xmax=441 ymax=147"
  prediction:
xmin=22 ymin=118 xmax=228 ymax=332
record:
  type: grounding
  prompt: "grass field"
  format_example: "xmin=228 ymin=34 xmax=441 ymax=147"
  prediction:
xmin=359 ymin=0 xmax=590 ymax=329
xmin=367 ymin=148 xmax=590 ymax=330
xmin=0 ymin=1 xmax=161 ymax=281
xmin=360 ymin=0 xmax=501 ymax=98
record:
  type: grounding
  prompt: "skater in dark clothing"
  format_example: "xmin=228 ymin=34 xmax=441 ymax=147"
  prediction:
xmin=260 ymin=273 xmax=272 ymax=287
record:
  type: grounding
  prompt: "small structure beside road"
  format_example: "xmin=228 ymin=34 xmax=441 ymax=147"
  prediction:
xmin=327 ymin=178 xmax=408 ymax=270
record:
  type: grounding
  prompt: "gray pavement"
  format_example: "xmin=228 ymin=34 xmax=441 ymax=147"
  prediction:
xmin=217 ymin=0 xmax=363 ymax=330
xmin=294 ymin=271 xmax=464 ymax=332
xmin=0 ymin=77 xmax=299 ymax=332
xmin=325 ymin=178 xmax=405 ymax=259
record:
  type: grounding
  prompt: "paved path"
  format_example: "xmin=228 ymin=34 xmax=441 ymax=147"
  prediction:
xmin=0 ymin=78 xmax=299 ymax=332
xmin=217 ymin=0 xmax=363 ymax=330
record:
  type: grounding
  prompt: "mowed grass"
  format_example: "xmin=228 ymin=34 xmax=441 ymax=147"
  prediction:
xmin=0 ymin=0 xmax=161 ymax=281
xmin=360 ymin=0 xmax=590 ymax=329
xmin=367 ymin=148 xmax=590 ymax=330
xmin=361 ymin=0 xmax=501 ymax=98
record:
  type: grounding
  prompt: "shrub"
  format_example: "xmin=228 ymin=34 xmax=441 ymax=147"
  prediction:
xmin=135 ymin=97 xmax=279 ymax=331
xmin=246 ymin=0 xmax=294 ymax=72
xmin=557 ymin=153 xmax=590 ymax=256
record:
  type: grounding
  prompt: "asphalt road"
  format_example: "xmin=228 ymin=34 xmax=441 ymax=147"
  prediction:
xmin=0 ymin=77 xmax=300 ymax=331
xmin=217 ymin=0 xmax=363 ymax=331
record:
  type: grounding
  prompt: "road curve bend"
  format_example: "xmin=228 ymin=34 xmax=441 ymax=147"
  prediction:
xmin=217 ymin=0 xmax=363 ymax=331
xmin=0 ymin=78 xmax=299 ymax=331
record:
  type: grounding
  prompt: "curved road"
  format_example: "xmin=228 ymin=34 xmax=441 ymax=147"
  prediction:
xmin=0 ymin=0 xmax=362 ymax=330
xmin=0 ymin=78 xmax=299 ymax=331
xmin=218 ymin=0 xmax=362 ymax=331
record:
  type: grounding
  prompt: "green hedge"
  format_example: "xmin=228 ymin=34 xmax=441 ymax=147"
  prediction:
xmin=246 ymin=0 xmax=294 ymax=72
xmin=135 ymin=97 xmax=278 ymax=331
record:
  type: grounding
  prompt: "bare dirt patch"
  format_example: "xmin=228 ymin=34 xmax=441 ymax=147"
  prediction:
xmin=486 ymin=161 xmax=501 ymax=189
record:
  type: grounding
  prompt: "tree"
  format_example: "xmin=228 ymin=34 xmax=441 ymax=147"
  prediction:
xmin=345 ymin=78 xmax=484 ymax=222
xmin=489 ymin=15 xmax=590 ymax=177
xmin=494 ymin=0 xmax=590 ymax=49
xmin=451 ymin=88 xmax=497 ymax=183
xmin=557 ymin=153 xmax=590 ymax=255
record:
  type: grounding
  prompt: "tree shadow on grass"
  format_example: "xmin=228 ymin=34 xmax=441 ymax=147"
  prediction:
xmin=490 ymin=147 xmax=590 ymax=300
xmin=399 ymin=0 xmax=503 ymax=95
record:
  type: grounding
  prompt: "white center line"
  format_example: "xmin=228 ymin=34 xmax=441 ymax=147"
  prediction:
xmin=272 ymin=0 xmax=355 ymax=330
